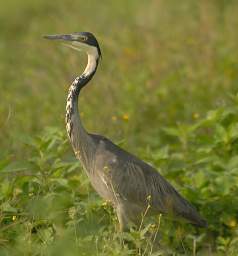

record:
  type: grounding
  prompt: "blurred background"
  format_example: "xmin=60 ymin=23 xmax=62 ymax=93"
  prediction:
xmin=0 ymin=0 xmax=238 ymax=255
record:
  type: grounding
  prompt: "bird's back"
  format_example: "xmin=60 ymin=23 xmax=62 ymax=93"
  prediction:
xmin=89 ymin=134 xmax=207 ymax=228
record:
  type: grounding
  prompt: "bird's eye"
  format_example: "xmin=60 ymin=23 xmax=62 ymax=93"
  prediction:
xmin=81 ymin=36 xmax=87 ymax=41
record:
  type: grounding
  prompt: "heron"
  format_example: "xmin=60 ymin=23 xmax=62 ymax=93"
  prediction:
xmin=44 ymin=32 xmax=207 ymax=231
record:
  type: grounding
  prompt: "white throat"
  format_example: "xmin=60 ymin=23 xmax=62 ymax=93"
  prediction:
xmin=83 ymin=46 xmax=99 ymax=76
xmin=71 ymin=41 xmax=99 ymax=77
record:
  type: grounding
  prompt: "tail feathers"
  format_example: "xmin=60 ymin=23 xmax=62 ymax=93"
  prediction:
xmin=182 ymin=210 xmax=208 ymax=228
xmin=192 ymin=219 xmax=208 ymax=228
xmin=172 ymin=193 xmax=207 ymax=228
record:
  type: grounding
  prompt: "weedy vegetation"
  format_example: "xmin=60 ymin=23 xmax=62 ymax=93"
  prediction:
xmin=0 ymin=0 xmax=238 ymax=255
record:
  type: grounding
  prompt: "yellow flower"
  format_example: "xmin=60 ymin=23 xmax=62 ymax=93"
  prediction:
xmin=149 ymin=224 xmax=156 ymax=231
xmin=102 ymin=201 xmax=108 ymax=207
xmin=12 ymin=216 xmax=17 ymax=221
xmin=122 ymin=114 xmax=129 ymax=121
xmin=147 ymin=195 xmax=151 ymax=201
xmin=102 ymin=200 xmax=110 ymax=208
xmin=227 ymin=219 xmax=237 ymax=228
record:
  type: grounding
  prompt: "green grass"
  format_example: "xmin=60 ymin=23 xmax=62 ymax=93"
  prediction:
xmin=1 ymin=0 xmax=238 ymax=255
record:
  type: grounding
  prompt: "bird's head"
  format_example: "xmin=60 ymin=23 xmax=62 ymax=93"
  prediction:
xmin=44 ymin=32 xmax=101 ymax=60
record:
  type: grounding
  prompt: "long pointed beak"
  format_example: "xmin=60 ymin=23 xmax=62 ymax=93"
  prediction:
xmin=43 ymin=34 xmax=75 ymax=41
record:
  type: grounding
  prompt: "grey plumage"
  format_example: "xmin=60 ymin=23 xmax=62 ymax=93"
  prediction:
xmin=44 ymin=32 xmax=207 ymax=231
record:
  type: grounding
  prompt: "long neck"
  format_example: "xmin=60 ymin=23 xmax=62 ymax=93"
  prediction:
xmin=65 ymin=49 xmax=99 ymax=170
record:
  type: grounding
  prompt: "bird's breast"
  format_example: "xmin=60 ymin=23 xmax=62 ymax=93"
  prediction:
xmin=89 ymin=168 xmax=112 ymax=201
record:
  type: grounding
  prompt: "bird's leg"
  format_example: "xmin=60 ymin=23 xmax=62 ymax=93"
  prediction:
xmin=116 ymin=206 xmax=130 ymax=232
xmin=116 ymin=206 xmax=138 ymax=252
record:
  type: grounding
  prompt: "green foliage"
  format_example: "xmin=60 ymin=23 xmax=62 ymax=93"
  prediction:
xmin=159 ymin=95 xmax=238 ymax=254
